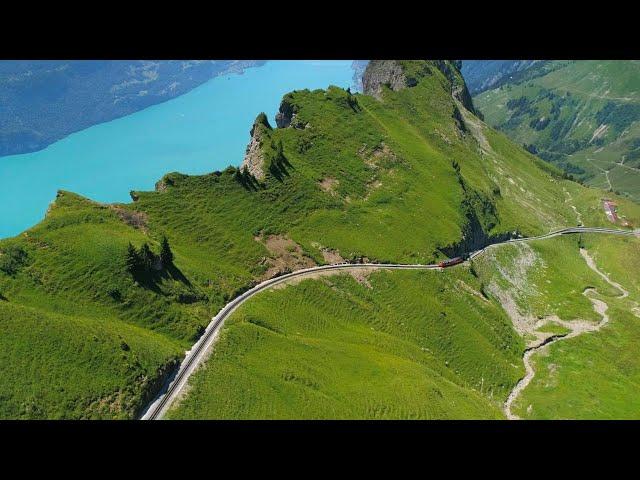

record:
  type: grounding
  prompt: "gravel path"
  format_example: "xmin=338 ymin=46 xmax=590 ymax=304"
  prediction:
xmin=504 ymin=248 xmax=628 ymax=419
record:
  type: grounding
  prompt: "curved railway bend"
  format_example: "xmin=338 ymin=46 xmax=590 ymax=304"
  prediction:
xmin=140 ymin=226 xmax=639 ymax=420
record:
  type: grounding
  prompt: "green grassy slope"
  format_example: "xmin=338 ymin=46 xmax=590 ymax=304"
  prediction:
xmin=474 ymin=60 xmax=640 ymax=201
xmin=168 ymin=269 xmax=523 ymax=419
xmin=474 ymin=235 xmax=617 ymax=328
xmin=1 ymin=60 xmax=638 ymax=419
xmin=473 ymin=233 xmax=640 ymax=419
xmin=0 ymin=299 xmax=181 ymax=419
xmin=517 ymin=234 xmax=640 ymax=419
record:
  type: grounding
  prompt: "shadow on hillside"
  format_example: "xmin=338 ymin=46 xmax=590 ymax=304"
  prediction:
xmin=269 ymin=155 xmax=293 ymax=182
xmin=236 ymin=172 xmax=261 ymax=191
xmin=134 ymin=262 xmax=192 ymax=293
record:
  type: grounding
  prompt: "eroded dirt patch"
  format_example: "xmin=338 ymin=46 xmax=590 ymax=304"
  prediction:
xmin=358 ymin=142 xmax=398 ymax=169
xmin=110 ymin=206 xmax=149 ymax=233
xmin=318 ymin=246 xmax=345 ymax=264
xmin=319 ymin=177 xmax=339 ymax=196
xmin=310 ymin=243 xmax=371 ymax=287
xmin=255 ymin=234 xmax=316 ymax=281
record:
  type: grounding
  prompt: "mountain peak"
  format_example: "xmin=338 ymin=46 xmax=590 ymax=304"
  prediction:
xmin=362 ymin=60 xmax=476 ymax=114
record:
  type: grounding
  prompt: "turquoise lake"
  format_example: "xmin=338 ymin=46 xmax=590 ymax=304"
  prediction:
xmin=0 ymin=60 xmax=355 ymax=238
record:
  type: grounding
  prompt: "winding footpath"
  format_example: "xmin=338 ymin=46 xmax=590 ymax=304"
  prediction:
xmin=140 ymin=226 xmax=639 ymax=420
xmin=503 ymin=248 xmax=633 ymax=420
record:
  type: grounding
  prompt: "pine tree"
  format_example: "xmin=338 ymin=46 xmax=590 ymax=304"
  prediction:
xmin=274 ymin=139 xmax=285 ymax=167
xmin=139 ymin=243 xmax=155 ymax=272
xmin=160 ymin=236 xmax=173 ymax=267
xmin=125 ymin=243 xmax=140 ymax=274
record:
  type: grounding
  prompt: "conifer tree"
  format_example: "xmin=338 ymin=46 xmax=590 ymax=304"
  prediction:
xmin=139 ymin=243 xmax=155 ymax=272
xmin=160 ymin=236 xmax=173 ymax=267
xmin=125 ymin=243 xmax=140 ymax=274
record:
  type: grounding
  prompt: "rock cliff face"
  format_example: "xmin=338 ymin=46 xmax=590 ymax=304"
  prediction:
xmin=361 ymin=60 xmax=408 ymax=99
xmin=240 ymin=113 xmax=272 ymax=180
xmin=275 ymin=96 xmax=297 ymax=128
xmin=362 ymin=60 xmax=476 ymax=114
xmin=432 ymin=60 xmax=476 ymax=115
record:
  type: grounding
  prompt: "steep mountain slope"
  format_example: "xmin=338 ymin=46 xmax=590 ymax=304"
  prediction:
xmin=461 ymin=60 xmax=543 ymax=94
xmin=474 ymin=60 xmax=640 ymax=201
xmin=1 ymin=60 xmax=638 ymax=419
xmin=0 ymin=60 xmax=265 ymax=157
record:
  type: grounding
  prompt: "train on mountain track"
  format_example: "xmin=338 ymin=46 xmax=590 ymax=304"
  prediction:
xmin=438 ymin=256 xmax=465 ymax=268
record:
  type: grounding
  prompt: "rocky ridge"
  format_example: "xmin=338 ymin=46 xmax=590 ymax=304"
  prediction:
xmin=240 ymin=113 xmax=272 ymax=180
xmin=362 ymin=60 xmax=476 ymax=114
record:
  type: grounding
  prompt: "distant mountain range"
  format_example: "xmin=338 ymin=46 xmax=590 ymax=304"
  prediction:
xmin=460 ymin=60 xmax=543 ymax=94
xmin=471 ymin=60 xmax=640 ymax=202
xmin=0 ymin=60 xmax=266 ymax=157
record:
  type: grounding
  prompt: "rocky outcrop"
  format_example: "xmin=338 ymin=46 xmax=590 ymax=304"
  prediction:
xmin=275 ymin=95 xmax=310 ymax=129
xmin=362 ymin=60 xmax=476 ymax=114
xmin=240 ymin=113 xmax=272 ymax=181
xmin=362 ymin=60 xmax=408 ymax=99
xmin=153 ymin=172 xmax=187 ymax=193
xmin=155 ymin=177 xmax=174 ymax=192
xmin=432 ymin=60 xmax=476 ymax=115
xmin=275 ymin=96 xmax=297 ymax=128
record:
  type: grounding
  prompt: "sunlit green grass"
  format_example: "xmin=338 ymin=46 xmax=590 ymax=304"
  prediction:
xmin=168 ymin=269 xmax=523 ymax=419
xmin=1 ymin=61 xmax=638 ymax=418
xmin=0 ymin=301 xmax=180 ymax=419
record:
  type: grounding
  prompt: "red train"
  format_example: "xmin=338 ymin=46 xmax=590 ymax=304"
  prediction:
xmin=438 ymin=256 xmax=464 ymax=268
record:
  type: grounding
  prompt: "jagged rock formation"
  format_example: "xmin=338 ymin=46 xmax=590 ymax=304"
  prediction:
xmin=275 ymin=94 xmax=311 ymax=129
xmin=433 ymin=60 xmax=476 ymax=115
xmin=240 ymin=113 xmax=272 ymax=180
xmin=362 ymin=60 xmax=476 ymax=114
xmin=275 ymin=96 xmax=297 ymax=128
xmin=362 ymin=60 xmax=408 ymax=99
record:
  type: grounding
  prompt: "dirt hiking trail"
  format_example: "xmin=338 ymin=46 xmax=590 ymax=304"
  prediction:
xmin=504 ymin=248 xmax=629 ymax=419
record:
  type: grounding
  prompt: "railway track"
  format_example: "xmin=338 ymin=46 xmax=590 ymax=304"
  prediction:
xmin=140 ymin=226 xmax=639 ymax=420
